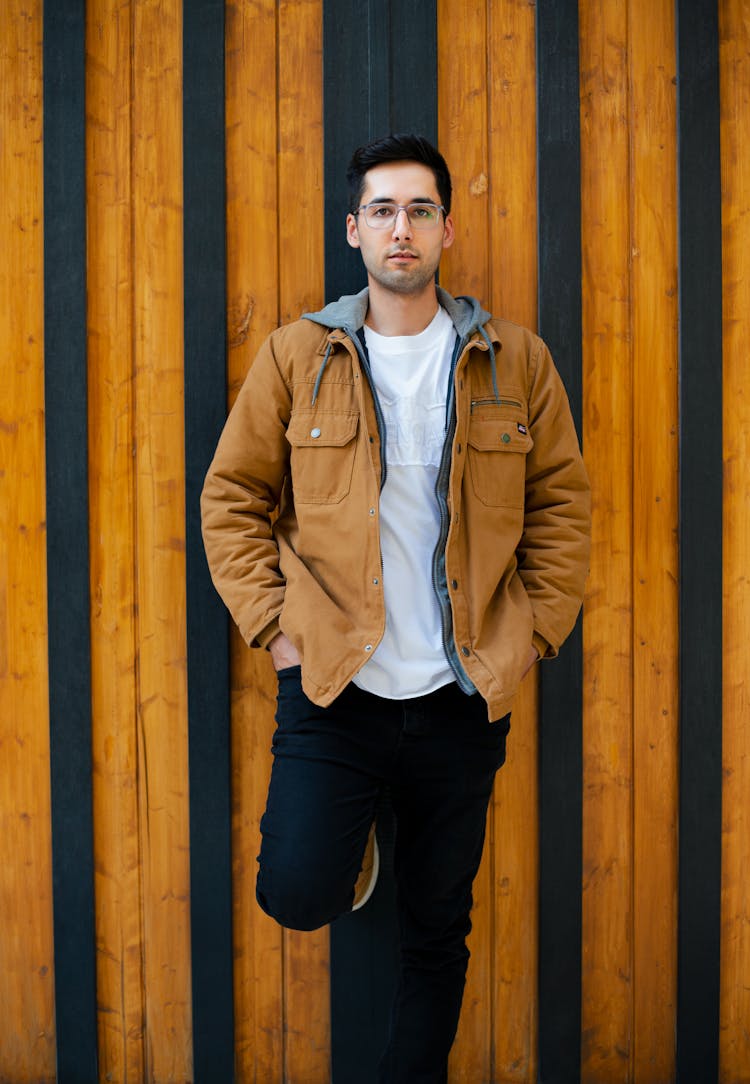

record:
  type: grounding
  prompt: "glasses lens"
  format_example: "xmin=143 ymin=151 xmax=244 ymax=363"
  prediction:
xmin=407 ymin=203 xmax=440 ymax=227
xmin=362 ymin=202 xmax=441 ymax=229
xmin=364 ymin=203 xmax=397 ymax=228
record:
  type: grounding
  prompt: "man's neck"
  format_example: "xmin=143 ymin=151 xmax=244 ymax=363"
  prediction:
xmin=364 ymin=281 xmax=440 ymax=336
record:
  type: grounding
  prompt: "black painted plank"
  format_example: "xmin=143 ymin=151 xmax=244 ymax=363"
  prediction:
xmin=536 ymin=3 xmax=584 ymax=1082
xmin=389 ymin=0 xmax=438 ymax=142
xmin=324 ymin=0 xmax=371 ymax=301
xmin=675 ymin=2 xmax=723 ymax=1080
xmin=323 ymin=0 xmax=439 ymax=303
xmin=183 ymin=2 xmax=234 ymax=1080
xmin=325 ymin=3 xmax=438 ymax=1080
xmin=42 ymin=3 xmax=98 ymax=1081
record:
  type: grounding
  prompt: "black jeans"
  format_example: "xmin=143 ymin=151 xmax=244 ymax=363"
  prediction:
xmin=256 ymin=667 xmax=510 ymax=1084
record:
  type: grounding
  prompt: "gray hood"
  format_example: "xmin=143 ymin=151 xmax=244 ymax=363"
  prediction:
xmin=302 ymin=285 xmax=492 ymax=340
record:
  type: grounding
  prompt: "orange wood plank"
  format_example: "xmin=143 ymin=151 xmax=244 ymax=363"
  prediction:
xmin=276 ymin=2 xmax=330 ymax=1081
xmin=629 ymin=1 xmax=679 ymax=1078
xmin=225 ymin=2 xmax=284 ymax=1080
xmin=0 ymin=2 xmax=56 ymax=1078
xmin=131 ymin=1 xmax=193 ymax=1077
xmin=719 ymin=2 xmax=750 ymax=1078
xmin=86 ymin=4 xmax=146 ymax=1080
xmin=438 ymin=0 xmax=491 ymax=305
xmin=579 ymin=1 xmax=634 ymax=1079
xmin=487 ymin=2 xmax=540 ymax=1079
xmin=438 ymin=3 xmax=494 ymax=1079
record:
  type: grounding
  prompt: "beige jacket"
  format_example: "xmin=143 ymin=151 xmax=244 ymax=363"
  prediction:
xmin=201 ymin=287 xmax=591 ymax=720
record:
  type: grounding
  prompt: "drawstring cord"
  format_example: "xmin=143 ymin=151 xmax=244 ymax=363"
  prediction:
xmin=311 ymin=342 xmax=333 ymax=405
xmin=477 ymin=324 xmax=501 ymax=404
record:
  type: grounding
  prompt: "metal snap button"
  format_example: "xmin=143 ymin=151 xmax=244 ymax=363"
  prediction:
xmin=310 ymin=427 xmax=321 ymax=439
xmin=501 ymin=432 xmax=511 ymax=444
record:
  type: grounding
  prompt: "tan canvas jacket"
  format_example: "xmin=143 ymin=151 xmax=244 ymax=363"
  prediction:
xmin=201 ymin=287 xmax=591 ymax=720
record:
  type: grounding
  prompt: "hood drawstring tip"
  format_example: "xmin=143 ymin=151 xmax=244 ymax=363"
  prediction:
xmin=311 ymin=342 xmax=333 ymax=405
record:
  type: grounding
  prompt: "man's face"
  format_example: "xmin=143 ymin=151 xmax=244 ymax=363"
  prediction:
xmin=346 ymin=161 xmax=454 ymax=296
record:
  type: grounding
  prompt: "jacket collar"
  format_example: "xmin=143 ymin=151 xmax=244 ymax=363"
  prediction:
xmin=301 ymin=285 xmax=493 ymax=342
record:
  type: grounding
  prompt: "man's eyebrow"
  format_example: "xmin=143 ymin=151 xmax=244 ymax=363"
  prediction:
xmin=365 ymin=196 xmax=438 ymax=204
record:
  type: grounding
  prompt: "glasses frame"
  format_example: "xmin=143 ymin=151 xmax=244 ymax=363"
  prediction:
xmin=355 ymin=200 xmax=447 ymax=230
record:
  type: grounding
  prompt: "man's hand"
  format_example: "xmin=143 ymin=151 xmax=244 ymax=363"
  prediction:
xmin=268 ymin=631 xmax=301 ymax=672
xmin=521 ymin=643 xmax=540 ymax=679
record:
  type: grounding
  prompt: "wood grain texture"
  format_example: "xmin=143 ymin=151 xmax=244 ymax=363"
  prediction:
xmin=86 ymin=3 xmax=146 ymax=1080
xmin=486 ymin=2 xmax=540 ymax=1079
xmin=277 ymin=2 xmax=330 ymax=1081
xmin=131 ymin=1 xmax=193 ymax=1078
xmin=438 ymin=3 xmax=494 ymax=1078
xmin=579 ymin=1 xmax=634 ymax=1078
xmin=0 ymin=2 xmax=56 ymax=1079
xmin=225 ymin=2 xmax=284 ymax=1080
xmin=719 ymin=2 xmax=750 ymax=1079
xmin=629 ymin=1 xmax=679 ymax=1078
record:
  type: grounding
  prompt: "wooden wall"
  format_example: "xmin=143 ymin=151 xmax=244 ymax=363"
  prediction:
xmin=1 ymin=1 xmax=748 ymax=1081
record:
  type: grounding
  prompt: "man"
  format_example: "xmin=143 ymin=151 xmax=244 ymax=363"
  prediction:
xmin=201 ymin=133 xmax=590 ymax=1083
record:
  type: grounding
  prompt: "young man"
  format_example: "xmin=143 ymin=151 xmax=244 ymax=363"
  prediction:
xmin=201 ymin=133 xmax=590 ymax=1083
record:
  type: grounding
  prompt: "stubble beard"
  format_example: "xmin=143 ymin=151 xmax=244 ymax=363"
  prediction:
xmin=368 ymin=257 xmax=439 ymax=296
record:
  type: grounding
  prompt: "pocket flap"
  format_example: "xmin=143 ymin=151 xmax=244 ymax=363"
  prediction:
xmin=287 ymin=412 xmax=358 ymax=447
xmin=467 ymin=418 xmax=533 ymax=453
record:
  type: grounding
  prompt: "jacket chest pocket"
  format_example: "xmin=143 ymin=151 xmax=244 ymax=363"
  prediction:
xmin=286 ymin=411 xmax=359 ymax=504
xmin=466 ymin=414 xmax=533 ymax=509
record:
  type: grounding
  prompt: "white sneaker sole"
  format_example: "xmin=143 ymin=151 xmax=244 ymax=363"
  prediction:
xmin=351 ymin=833 xmax=380 ymax=912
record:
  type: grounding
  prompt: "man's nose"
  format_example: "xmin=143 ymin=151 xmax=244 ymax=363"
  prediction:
xmin=391 ymin=207 xmax=413 ymax=238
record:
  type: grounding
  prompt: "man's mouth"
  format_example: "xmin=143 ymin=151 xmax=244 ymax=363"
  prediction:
xmin=387 ymin=249 xmax=418 ymax=261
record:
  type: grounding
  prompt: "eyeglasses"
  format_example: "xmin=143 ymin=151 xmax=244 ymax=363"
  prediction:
xmin=356 ymin=201 xmax=446 ymax=230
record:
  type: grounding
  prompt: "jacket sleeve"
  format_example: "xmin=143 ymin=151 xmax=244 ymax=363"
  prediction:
xmin=200 ymin=332 xmax=292 ymax=649
xmin=517 ymin=339 xmax=591 ymax=657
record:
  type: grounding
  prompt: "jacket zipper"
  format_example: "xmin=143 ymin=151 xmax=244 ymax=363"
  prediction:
xmin=432 ymin=338 xmax=476 ymax=695
xmin=470 ymin=395 xmax=523 ymax=411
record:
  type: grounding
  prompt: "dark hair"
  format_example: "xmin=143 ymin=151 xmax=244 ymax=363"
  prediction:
xmin=346 ymin=133 xmax=452 ymax=215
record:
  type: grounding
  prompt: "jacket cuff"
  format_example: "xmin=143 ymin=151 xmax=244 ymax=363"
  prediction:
xmin=255 ymin=616 xmax=282 ymax=651
xmin=532 ymin=631 xmax=555 ymax=660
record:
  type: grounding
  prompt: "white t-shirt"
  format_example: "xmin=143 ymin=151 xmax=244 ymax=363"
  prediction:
xmin=353 ymin=305 xmax=457 ymax=698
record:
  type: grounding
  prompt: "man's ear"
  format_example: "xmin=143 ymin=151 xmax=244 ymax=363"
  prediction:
xmin=346 ymin=213 xmax=361 ymax=249
xmin=442 ymin=213 xmax=455 ymax=250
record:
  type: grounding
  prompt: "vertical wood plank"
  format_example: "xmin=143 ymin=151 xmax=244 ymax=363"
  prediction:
xmin=676 ymin=4 xmax=724 ymax=1077
xmin=438 ymin=0 xmax=490 ymax=304
xmin=0 ymin=2 xmax=56 ymax=1078
xmin=579 ymin=1 xmax=634 ymax=1079
xmin=629 ymin=1 xmax=679 ymax=1078
xmin=225 ymin=2 xmax=284 ymax=1080
xmin=719 ymin=1 xmax=750 ymax=1078
xmin=536 ymin=7 xmax=585 ymax=1079
xmin=86 ymin=4 xmax=146 ymax=1080
xmin=487 ymin=1 xmax=540 ymax=1080
xmin=182 ymin=0 xmax=234 ymax=1074
xmin=277 ymin=2 xmax=329 ymax=1080
xmin=437 ymin=3 xmax=494 ymax=1080
xmin=132 ymin=1 xmax=193 ymax=1078
xmin=42 ymin=1 xmax=98 ymax=1072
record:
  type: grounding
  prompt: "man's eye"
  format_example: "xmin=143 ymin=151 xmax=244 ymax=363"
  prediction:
xmin=411 ymin=205 xmax=435 ymax=219
xmin=372 ymin=205 xmax=394 ymax=217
